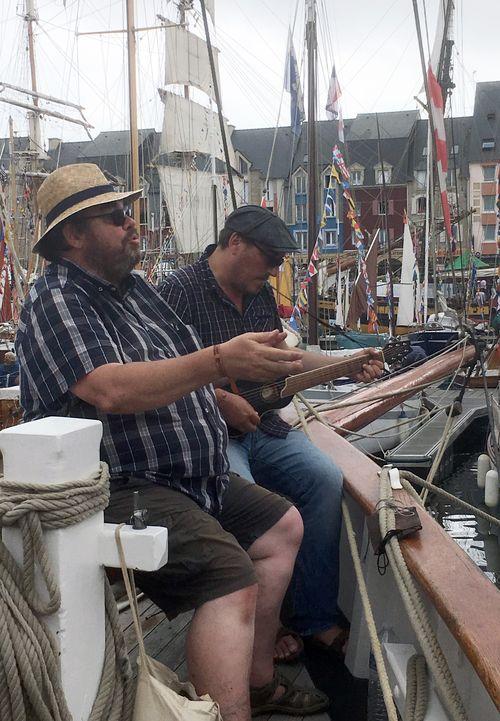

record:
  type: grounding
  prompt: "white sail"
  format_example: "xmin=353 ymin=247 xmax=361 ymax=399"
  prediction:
xmin=157 ymin=165 xmax=242 ymax=255
xmin=396 ymin=220 xmax=417 ymax=326
xmin=164 ymin=26 xmax=220 ymax=101
xmin=159 ymin=91 xmax=235 ymax=166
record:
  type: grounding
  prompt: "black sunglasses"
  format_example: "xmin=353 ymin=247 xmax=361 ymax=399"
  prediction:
xmin=83 ymin=206 xmax=133 ymax=227
xmin=253 ymin=242 xmax=285 ymax=267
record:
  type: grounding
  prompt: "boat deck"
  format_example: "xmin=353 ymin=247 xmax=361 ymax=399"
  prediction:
xmin=121 ymin=594 xmax=330 ymax=721
xmin=384 ymin=388 xmax=489 ymax=468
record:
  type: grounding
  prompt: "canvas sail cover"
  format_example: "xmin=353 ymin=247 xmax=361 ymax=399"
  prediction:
xmin=159 ymin=91 xmax=235 ymax=167
xmin=157 ymin=165 xmax=242 ymax=255
xmin=346 ymin=234 xmax=378 ymax=327
xmin=396 ymin=220 xmax=417 ymax=326
xmin=164 ymin=26 xmax=220 ymax=102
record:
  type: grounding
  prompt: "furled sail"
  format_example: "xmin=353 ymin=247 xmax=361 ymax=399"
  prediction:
xmin=396 ymin=218 xmax=417 ymax=326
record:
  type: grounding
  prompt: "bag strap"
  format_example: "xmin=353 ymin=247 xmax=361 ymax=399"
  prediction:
xmin=115 ymin=523 xmax=148 ymax=664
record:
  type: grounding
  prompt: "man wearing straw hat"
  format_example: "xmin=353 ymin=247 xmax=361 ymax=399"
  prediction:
xmin=16 ymin=163 xmax=329 ymax=719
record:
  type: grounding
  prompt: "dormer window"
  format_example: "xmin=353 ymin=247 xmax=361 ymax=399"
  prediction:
xmin=375 ymin=164 xmax=392 ymax=184
xmin=482 ymin=138 xmax=495 ymax=151
xmin=350 ymin=164 xmax=364 ymax=186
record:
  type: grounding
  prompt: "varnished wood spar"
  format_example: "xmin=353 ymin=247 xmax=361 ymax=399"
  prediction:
xmin=324 ymin=344 xmax=477 ymax=432
xmin=307 ymin=422 xmax=500 ymax=710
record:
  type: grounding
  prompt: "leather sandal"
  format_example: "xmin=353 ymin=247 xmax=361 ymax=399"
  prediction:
xmin=273 ymin=626 xmax=304 ymax=663
xmin=250 ymin=671 xmax=329 ymax=716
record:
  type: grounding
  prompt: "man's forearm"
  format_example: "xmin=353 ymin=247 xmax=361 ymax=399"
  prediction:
xmin=71 ymin=346 xmax=220 ymax=414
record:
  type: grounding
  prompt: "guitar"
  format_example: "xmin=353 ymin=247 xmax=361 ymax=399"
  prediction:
xmin=224 ymin=341 xmax=411 ymax=417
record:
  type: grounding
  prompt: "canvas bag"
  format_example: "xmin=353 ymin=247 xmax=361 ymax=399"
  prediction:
xmin=115 ymin=525 xmax=223 ymax=721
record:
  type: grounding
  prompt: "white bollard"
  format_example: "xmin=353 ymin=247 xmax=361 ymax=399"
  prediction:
xmin=477 ymin=454 xmax=491 ymax=489
xmin=0 ymin=417 xmax=168 ymax=721
xmin=484 ymin=469 xmax=499 ymax=508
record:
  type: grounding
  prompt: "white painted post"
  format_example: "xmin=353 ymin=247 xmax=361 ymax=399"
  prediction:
xmin=0 ymin=417 xmax=168 ymax=721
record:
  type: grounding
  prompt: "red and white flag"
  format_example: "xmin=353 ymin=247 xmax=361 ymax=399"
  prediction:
xmin=427 ymin=65 xmax=452 ymax=241
xmin=326 ymin=64 xmax=344 ymax=142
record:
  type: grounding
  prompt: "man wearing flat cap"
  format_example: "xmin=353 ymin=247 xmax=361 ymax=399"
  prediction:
xmin=16 ymin=166 xmax=331 ymax=719
xmin=160 ymin=205 xmax=383 ymax=662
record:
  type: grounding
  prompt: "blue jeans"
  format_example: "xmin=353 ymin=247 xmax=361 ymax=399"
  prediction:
xmin=227 ymin=427 xmax=343 ymax=636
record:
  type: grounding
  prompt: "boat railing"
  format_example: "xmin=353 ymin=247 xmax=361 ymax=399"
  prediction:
xmin=308 ymin=419 xmax=500 ymax=716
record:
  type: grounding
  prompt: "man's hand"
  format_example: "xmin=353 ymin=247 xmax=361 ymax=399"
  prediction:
xmin=351 ymin=349 xmax=385 ymax=383
xmin=215 ymin=389 xmax=260 ymax=432
xmin=220 ymin=330 xmax=303 ymax=381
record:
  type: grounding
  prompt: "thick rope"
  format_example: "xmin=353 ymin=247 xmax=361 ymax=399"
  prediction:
xmin=404 ymin=654 xmax=428 ymax=721
xmin=0 ymin=464 xmax=134 ymax=721
xmin=379 ymin=468 xmax=468 ymax=721
xmin=341 ymin=499 xmax=399 ymax=721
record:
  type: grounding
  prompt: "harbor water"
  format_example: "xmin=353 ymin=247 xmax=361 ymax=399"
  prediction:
xmin=427 ymin=417 xmax=500 ymax=591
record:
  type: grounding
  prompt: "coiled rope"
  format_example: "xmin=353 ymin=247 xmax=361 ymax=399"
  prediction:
xmin=0 ymin=464 xmax=134 ymax=721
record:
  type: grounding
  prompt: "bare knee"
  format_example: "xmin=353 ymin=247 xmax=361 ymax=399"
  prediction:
xmin=277 ymin=506 xmax=304 ymax=551
xmin=196 ymin=582 xmax=259 ymax=627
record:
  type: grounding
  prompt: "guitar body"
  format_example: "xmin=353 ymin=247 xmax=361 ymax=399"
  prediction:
xmin=225 ymin=378 xmax=290 ymax=416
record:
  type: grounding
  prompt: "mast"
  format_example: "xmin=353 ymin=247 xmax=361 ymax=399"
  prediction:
xmin=306 ymin=0 xmax=318 ymax=344
xmin=375 ymin=113 xmax=394 ymax=335
xmin=126 ymin=0 xmax=141 ymax=223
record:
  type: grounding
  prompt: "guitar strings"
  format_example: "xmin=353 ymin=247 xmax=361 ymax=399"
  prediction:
xmin=228 ymin=344 xmax=406 ymax=404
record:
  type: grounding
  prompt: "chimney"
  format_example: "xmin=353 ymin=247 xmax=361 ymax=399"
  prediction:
xmin=48 ymin=138 xmax=61 ymax=151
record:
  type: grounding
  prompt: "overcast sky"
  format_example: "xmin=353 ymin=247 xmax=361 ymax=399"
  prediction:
xmin=0 ymin=0 xmax=499 ymax=146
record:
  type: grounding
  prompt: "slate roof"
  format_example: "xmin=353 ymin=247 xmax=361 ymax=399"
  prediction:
xmin=469 ymin=81 xmax=500 ymax=163
xmin=412 ymin=116 xmax=472 ymax=176
xmin=80 ymin=128 xmax=157 ymax=159
xmin=232 ymin=110 xmax=419 ymax=183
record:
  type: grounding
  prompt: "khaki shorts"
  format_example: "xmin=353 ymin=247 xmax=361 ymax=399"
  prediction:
xmin=105 ymin=473 xmax=292 ymax=618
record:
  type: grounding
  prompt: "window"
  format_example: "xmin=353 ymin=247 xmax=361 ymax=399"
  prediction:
xmin=351 ymin=169 xmax=363 ymax=186
xmin=416 ymin=196 xmax=426 ymax=214
xmin=295 ymin=203 xmax=306 ymax=223
xmin=483 ymin=166 xmax=496 ymax=181
xmin=483 ymin=195 xmax=496 ymax=212
xmin=483 ymin=225 xmax=496 ymax=241
xmin=487 ymin=112 xmax=496 ymax=122
xmin=239 ymin=157 xmax=248 ymax=174
xmin=325 ymin=195 xmax=335 ymax=217
xmin=414 ymin=170 xmax=426 ymax=188
xmin=378 ymin=228 xmax=388 ymax=247
xmin=422 ymin=146 xmax=428 ymax=156
xmin=294 ymin=230 xmax=307 ymax=251
xmin=378 ymin=200 xmax=387 ymax=215
xmin=482 ymin=139 xmax=495 ymax=151
xmin=355 ymin=201 xmax=362 ymax=217
xmin=376 ymin=168 xmax=391 ymax=184
xmin=295 ymin=173 xmax=307 ymax=194
xmin=449 ymin=145 xmax=459 ymax=156
xmin=324 ymin=230 xmax=337 ymax=247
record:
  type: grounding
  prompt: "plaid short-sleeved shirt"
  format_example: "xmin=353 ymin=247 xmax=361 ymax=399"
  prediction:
xmin=159 ymin=245 xmax=291 ymax=438
xmin=16 ymin=259 xmax=230 ymax=514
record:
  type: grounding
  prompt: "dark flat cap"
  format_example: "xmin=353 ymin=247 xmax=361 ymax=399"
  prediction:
xmin=224 ymin=205 xmax=299 ymax=252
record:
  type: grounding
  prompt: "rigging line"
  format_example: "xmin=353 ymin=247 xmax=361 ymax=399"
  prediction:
xmin=421 ymin=0 xmax=432 ymax=61
xmin=368 ymin=33 xmax=416 ymax=113
xmin=342 ymin=10 xmax=413 ymax=93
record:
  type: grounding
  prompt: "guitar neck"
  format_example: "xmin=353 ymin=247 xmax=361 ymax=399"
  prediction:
xmin=281 ymin=349 xmax=378 ymax=398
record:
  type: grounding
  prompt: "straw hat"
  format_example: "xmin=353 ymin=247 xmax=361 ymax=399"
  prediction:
xmin=33 ymin=163 xmax=142 ymax=256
